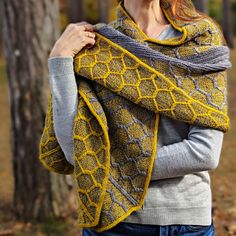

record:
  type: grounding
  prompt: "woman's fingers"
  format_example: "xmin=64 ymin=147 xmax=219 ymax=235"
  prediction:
xmin=75 ymin=22 xmax=96 ymax=31
xmin=49 ymin=21 xmax=96 ymax=58
xmin=79 ymin=34 xmax=96 ymax=47
xmin=80 ymin=30 xmax=96 ymax=39
xmin=71 ymin=36 xmax=95 ymax=52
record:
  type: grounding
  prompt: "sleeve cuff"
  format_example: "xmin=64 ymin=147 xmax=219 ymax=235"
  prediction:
xmin=48 ymin=56 xmax=74 ymax=77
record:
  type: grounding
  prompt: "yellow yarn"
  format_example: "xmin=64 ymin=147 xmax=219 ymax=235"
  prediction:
xmin=39 ymin=0 xmax=230 ymax=232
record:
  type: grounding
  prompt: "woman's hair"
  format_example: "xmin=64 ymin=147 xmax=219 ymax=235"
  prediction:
xmin=169 ymin=0 xmax=205 ymax=21
xmin=117 ymin=0 xmax=205 ymax=22
xmin=117 ymin=0 xmax=226 ymax=44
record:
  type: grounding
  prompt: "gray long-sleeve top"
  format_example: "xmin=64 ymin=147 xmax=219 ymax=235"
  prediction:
xmin=48 ymin=24 xmax=224 ymax=226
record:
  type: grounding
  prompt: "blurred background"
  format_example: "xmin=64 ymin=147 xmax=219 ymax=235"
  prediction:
xmin=0 ymin=0 xmax=235 ymax=235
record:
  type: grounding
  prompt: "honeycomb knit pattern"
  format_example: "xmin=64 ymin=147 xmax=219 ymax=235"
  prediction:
xmin=39 ymin=0 xmax=231 ymax=232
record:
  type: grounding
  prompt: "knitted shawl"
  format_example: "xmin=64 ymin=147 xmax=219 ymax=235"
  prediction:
xmin=39 ymin=0 xmax=231 ymax=232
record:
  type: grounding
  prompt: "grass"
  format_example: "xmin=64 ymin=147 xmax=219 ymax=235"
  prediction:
xmin=0 ymin=41 xmax=236 ymax=235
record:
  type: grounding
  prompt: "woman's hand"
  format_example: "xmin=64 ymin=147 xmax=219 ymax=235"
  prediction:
xmin=49 ymin=21 xmax=96 ymax=58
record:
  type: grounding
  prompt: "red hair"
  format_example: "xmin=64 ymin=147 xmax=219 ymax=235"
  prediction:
xmin=169 ymin=0 xmax=226 ymax=44
xmin=117 ymin=0 xmax=205 ymax=22
xmin=170 ymin=0 xmax=205 ymax=21
xmin=117 ymin=0 xmax=226 ymax=44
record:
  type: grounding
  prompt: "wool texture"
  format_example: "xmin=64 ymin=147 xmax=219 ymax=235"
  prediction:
xmin=39 ymin=0 xmax=231 ymax=232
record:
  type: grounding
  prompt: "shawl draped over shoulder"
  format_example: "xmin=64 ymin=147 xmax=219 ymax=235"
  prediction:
xmin=39 ymin=0 xmax=231 ymax=232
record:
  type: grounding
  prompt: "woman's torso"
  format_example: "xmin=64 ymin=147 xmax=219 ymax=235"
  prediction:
xmin=122 ymin=23 xmax=213 ymax=226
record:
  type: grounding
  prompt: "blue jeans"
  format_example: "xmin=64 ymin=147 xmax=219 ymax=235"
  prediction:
xmin=82 ymin=219 xmax=215 ymax=236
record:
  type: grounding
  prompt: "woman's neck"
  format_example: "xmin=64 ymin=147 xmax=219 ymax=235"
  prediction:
xmin=123 ymin=0 xmax=170 ymax=37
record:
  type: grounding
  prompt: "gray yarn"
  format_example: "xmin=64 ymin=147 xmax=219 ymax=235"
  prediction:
xmin=95 ymin=24 xmax=232 ymax=73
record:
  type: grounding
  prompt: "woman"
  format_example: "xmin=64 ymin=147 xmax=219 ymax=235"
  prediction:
xmin=48 ymin=0 xmax=225 ymax=235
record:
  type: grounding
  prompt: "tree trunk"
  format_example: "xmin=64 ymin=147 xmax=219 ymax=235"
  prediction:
xmin=98 ymin=0 xmax=111 ymax=23
xmin=193 ymin=0 xmax=208 ymax=14
xmin=0 ymin=0 xmax=77 ymax=221
xmin=67 ymin=0 xmax=84 ymax=23
xmin=222 ymin=0 xmax=234 ymax=48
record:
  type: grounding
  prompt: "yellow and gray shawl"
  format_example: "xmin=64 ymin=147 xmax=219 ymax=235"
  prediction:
xmin=39 ymin=0 xmax=231 ymax=232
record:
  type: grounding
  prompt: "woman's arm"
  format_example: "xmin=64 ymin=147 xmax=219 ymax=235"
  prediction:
xmin=48 ymin=57 xmax=225 ymax=179
xmin=48 ymin=56 xmax=77 ymax=166
xmin=150 ymin=125 xmax=224 ymax=180
xmin=47 ymin=21 xmax=96 ymax=166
